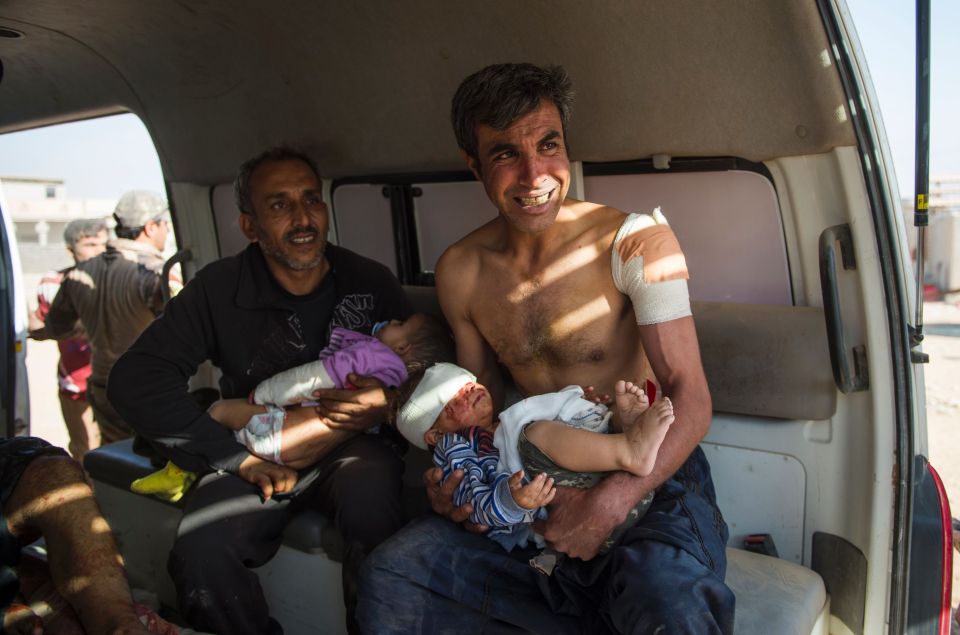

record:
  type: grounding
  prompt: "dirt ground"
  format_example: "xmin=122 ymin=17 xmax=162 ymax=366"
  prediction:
xmin=22 ymin=301 xmax=960 ymax=605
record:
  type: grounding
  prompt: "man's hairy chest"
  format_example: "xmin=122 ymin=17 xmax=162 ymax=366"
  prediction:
xmin=475 ymin=269 xmax=630 ymax=370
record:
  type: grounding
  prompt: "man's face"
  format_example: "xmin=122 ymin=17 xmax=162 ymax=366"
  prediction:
xmin=240 ymin=159 xmax=329 ymax=272
xmin=147 ymin=217 xmax=170 ymax=252
xmin=466 ymin=100 xmax=571 ymax=234
xmin=70 ymin=230 xmax=108 ymax=263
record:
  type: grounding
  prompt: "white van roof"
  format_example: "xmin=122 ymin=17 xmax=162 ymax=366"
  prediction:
xmin=0 ymin=1 xmax=856 ymax=181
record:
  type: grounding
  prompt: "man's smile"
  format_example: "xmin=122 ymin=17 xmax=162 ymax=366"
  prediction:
xmin=286 ymin=228 xmax=319 ymax=244
xmin=514 ymin=187 xmax=557 ymax=209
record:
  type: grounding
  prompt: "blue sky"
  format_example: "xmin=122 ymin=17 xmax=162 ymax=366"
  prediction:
xmin=0 ymin=1 xmax=956 ymax=199
xmin=846 ymin=0 xmax=959 ymax=195
xmin=0 ymin=114 xmax=165 ymax=199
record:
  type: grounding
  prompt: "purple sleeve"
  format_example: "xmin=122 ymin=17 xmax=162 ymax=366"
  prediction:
xmin=323 ymin=338 xmax=408 ymax=388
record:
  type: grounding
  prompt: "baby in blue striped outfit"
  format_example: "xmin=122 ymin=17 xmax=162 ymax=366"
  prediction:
xmin=395 ymin=362 xmax=674 ymax=554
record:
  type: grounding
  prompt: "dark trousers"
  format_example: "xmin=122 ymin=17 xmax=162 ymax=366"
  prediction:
xmin=358 ymin=446 xmax=735 ymax=634
xmin=168 ymin=433 xmax=404 ymax=635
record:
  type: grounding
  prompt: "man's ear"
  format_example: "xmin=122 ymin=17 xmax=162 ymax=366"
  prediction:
xmin=424 ymin=428 xmax=441 ymax=447
xmin=238 ymin=213 xmax=259 ymax=241
xmin=461 ymin=150 xmax=482 ymax=181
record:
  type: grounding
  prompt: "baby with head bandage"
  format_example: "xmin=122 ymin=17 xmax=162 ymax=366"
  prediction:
xmin=394 ymin=362 xmax=675 ymax=559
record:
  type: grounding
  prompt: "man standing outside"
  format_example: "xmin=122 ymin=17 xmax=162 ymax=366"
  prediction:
xmin=29 ymin=218 xmax=108 ymax=460
xmin=108 ymin=148 xmax=411 ymax=635
xmin=359 ymin=64 xmax=734 ymax=633
xmin=44 ymin=193 xmax=172 ymax=446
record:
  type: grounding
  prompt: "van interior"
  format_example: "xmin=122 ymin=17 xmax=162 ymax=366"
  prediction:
xmin=0 ymin=1 xmax=946 ymax=634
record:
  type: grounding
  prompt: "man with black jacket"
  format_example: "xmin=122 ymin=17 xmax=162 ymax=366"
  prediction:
xmin=109 ymin=147 xmax=411 ymax=635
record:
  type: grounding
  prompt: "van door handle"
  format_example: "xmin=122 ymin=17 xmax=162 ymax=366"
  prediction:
xmin=818 ymin=224 xmax=869 ymax=393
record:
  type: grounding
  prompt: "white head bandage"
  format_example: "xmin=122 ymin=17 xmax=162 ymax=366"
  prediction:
xmin=398 ymin=363 xmax=476 ymax=450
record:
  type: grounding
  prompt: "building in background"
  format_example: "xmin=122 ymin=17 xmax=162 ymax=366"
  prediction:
xmin=0 ymin=175 xmax=116 ymax=274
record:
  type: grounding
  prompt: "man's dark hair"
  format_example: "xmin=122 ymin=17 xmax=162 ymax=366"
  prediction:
xmin=403 ymin=313 xmax=456 ymax=374
xmin=114 ymin=224 xmax=144 ymax=240
xmin=451 ymin=63 xmax=574 ymax=162
xmin=234 ymin=146 xmax=322 ymax=215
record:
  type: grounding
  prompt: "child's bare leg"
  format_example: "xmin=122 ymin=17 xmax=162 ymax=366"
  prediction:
xmin=611 ymin=379 xmax=649 ymax=430
xmin=620 ymin=395 xmax=674 ymax=477
xmin=523 ymin=420 xmax=636 ymax=473
xmin=523 ymin=385 xmax=672 ymax=477
xmin=208 ymin=399 xmax=268 ymax=431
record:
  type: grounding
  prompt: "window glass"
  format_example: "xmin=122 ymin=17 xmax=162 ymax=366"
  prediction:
xmin=413 ymin=181 xmax=497 ymax=274
xmin=331 ymin=183 xmax=397 ymax=275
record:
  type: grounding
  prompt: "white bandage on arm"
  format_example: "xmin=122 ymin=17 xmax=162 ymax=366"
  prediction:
xmin=252 ymin=359 xmax=335 ymax=406
xmin=234 ymin=404 xmax=286 ymax=464
xmin=612 ymin=209 xmax=692 ymax=325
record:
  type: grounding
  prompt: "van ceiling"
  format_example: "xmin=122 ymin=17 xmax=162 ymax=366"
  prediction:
xmin=0 ymin=1 xmax=855 ymax=183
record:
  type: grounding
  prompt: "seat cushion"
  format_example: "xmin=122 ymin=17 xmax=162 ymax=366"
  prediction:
xmin=726 ymin=547 xmax=827 ymax=634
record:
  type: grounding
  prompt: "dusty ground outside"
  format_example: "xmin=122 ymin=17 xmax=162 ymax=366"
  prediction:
xmin=22 ymin=300 xmax=960 ymax=606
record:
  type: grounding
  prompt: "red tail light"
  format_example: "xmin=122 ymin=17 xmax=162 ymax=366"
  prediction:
xmin=926 ymin=462 xmax=953 ymax=635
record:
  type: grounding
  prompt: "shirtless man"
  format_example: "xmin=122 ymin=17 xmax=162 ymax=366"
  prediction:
xmin=358 ymin=63 xmax=734 ymax=633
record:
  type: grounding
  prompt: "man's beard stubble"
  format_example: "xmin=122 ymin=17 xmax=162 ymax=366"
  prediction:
xmin=255 ymin=223 xmax=327 ymax=271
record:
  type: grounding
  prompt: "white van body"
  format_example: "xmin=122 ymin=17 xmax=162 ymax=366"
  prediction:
xmin=0 ymin=183 xmax=31 ymax=439
xmin=0 ymin=1 xmax=947 ymax=633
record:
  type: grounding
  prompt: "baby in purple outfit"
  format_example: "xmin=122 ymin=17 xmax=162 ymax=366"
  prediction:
xmin=251 ymin=313 xmax=440 ymax=407
xmin=131 ymin=312 xmax=452 ymax=501
xmin=233 ymin=312 xmax=452 ymax=462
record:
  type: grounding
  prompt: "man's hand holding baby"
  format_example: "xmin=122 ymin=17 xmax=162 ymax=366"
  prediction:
xmin=313 ymin=373 xmax=390 ymax=432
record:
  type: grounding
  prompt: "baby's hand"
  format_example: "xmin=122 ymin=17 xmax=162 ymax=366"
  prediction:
xmin=509 ymin=470 xmax=556 ymax=510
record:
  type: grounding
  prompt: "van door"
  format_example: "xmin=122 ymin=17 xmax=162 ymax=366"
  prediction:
xmin=0 ymin=186 xmax=29 ymax=438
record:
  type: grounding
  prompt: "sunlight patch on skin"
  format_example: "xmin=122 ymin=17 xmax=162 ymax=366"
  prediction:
xmin=505 ymin=242 xmax=603 ymax=304
xmin=90 ymin=515 xmax=111 ymax=534
xmin=548 ymin=295 xmax=612 ymax=339
xmin=61 ymin=573 xmax=94 ymax=596
xmin=16 ymin=482 xmax=93 ymax=521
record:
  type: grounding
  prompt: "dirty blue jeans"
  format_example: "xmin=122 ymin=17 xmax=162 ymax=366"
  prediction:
xmin=357 ymin=446 xmax=735 ymax=634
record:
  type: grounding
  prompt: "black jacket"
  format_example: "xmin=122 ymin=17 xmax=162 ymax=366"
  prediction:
xmin=108 ymin=243 xmax=411 ymax=473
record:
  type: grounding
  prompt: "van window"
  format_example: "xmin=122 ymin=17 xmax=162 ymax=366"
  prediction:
xmin=412 ymin=181 xmax=497 ymax=274
xmin=0 ymin=113 xmax=169 ymax=447
xmin=331 ymin=183 xmax=397 ymax=275
xmin=332 ymin=164 xmax=791 ymax=305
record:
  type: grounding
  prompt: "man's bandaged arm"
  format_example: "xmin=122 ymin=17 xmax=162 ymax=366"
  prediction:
xmin=612 ymin=211 xmax=692 ymax=325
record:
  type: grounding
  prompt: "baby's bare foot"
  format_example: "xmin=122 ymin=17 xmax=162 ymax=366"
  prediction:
xmin=614 ymin=379 xmax=649 ymax=428
xmin=622 ymin=397 xmax=674 ymax=477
